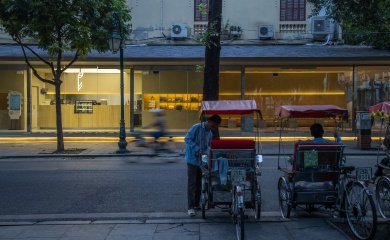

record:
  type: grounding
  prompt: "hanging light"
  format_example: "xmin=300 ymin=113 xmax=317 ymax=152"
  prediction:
xmin=108 ymin=30 xmax=121 ymax=54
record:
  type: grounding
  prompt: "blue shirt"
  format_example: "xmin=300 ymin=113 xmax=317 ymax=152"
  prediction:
xmin=184 ymin=122 xmax=212 ymax=166
xmin=306 ymin=136 xmax=343 ymax=144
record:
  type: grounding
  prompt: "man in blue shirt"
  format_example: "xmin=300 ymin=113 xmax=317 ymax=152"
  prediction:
xmin=306 ymin=123 xmax=343 ymax=144
xmin=185 ymin=114 xmax=221 ymax=217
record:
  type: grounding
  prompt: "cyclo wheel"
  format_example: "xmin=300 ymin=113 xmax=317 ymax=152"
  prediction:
xmin=201 ymin=177 xmax=208 ymax=219
xmin=235 ymin=208 xmax=245 ymax=240
xmin=345 ymin=182 xmax=377 ymax=240
xmin=255 ymin=177 xmax=261 ymax=220
xmin=376 ymin=177 xmax=390 ymax=219
xmin=201 ymin=192 xmax=207 ymax=219
xmin=278 ymin=177 xmax=291 ymax=218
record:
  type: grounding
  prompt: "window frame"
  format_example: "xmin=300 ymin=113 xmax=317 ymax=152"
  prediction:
xmin=194 ymin=0 xmax=209 ymax=22
xmin=280 ymin=0 xmax=306 ymax=21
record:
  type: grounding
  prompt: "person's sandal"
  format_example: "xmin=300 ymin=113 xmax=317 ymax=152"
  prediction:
xmin=187 ymin=209 xmax=195 ymax=217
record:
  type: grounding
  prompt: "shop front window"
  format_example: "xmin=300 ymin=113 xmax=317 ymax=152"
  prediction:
xmin=141 ymin=70 xmax=203 ymax=130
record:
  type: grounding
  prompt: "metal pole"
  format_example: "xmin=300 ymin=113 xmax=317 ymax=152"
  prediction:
xmin=241 ymin=66 xmax=245 ymax=100
xmin=112 ymin=11 xmax=129 ymax=153
xmin=130 ymin=66 xmax=134 ymax=132
xmin=117 ymin=44 xmax=129 ymax=153
xmin=26 ymin=67 xmax=31 ymax=133
xmin=352 ymin=65 xmax=358 ymax=132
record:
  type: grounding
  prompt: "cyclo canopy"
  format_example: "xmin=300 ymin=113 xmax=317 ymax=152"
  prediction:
xmin=275 ymin=105 xmax=347 ymax=119
xmin=201 ymin=100 xmax=262 ymax=117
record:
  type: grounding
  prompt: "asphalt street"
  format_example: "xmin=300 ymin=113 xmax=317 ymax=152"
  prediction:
xmin=0 ymin=135 xmax=389 ymax=239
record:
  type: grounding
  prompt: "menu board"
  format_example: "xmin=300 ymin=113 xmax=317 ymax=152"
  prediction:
xmin=74 ymin=100 xmax=93 ymax=114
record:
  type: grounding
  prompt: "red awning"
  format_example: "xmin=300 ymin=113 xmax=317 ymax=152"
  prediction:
xmin=369 ymin=102 xmax=390 ymax=115
xmin=275 ymin=105 xmax=347 ymax=118
xmin=201 ymin=100 xmax=261 ymax=116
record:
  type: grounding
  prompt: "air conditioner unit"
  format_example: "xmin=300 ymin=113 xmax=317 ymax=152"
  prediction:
xmin=258 ymin=25 xmax=274 ymax=39
xmin=171 ymin=22 xmax=188 ymax=38
xmin=312 ymin=16 xmax=338 ymax=40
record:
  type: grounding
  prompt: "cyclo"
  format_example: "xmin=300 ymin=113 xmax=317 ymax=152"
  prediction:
xmin=276 ymin=105 xmax=377 ymax=240
xmin=199 ymin=100 xmax=263 ymax=240
xmin=369 ymin=101 xmax=390 ymax=219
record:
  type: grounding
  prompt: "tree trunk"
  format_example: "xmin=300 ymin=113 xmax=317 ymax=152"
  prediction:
xmin=203 ymin=0 xmax=222 ymax=138
xmin=55 ymin=81 xmax=64 ymax=152
xmin=203 ymin=0 xmax=222 ymax=101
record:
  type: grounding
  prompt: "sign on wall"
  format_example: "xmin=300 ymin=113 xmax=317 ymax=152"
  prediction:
xmin=7 ymin=91 xmax=23 ymax=119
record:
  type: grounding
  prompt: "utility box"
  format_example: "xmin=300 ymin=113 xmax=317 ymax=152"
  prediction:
xmin=356 ymin=111 xmax=372 ymax=149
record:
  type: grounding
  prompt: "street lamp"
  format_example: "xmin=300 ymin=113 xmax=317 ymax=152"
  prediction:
xmin=109 ymin=12 xmax=129 ymax=153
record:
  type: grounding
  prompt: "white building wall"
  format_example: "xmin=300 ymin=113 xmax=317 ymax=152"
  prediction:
xmin=0 ymin=1 xmax=318 ymax=44
xmin=127 ymin=0 xmax=316 ymax=42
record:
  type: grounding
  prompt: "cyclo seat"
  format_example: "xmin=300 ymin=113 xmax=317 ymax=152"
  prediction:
xmin=292 ymin=142 xmax=344 ymax=192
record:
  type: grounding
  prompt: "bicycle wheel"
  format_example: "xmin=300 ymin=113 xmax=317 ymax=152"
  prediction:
xmin=278 ymin=177 xmax=291 ymax=218
xmin=376 ymin=177 xmax=390 ymax=218
xmin=201 ymin=178 xmax=208 ymax=219
xmin=235 ymin=207 xmax=245 ymax=240
xmin=345 ymin=182 xmax=377 ymax=240
xmin=201 ymin=192 xmax=207 ymax=219
xmin=255 ymin=177 xmax=261 ymax=220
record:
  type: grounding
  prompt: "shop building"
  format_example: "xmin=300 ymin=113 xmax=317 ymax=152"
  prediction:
xmin=1 ymin=44 xmax=390 ymax=133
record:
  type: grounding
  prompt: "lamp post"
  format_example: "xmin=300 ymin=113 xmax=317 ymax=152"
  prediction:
xmin=109 ymin=12 xmax=129 ymax=153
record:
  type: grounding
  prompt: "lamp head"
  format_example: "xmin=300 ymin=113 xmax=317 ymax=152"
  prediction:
xmin=108 ymin=31 xmax=121 ymax=53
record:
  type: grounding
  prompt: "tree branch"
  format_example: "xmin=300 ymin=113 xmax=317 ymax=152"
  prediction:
xmin=14 ymin=36 xmax=55 ymax=85
xmin=60 ymin=49 xmax=79 ymax=74
xmin=13 ymin=37 xmax=52 ymax=66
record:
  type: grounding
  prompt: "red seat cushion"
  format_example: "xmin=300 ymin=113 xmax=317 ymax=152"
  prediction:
xmin=210 ymin=140 xmax=255 ymax=149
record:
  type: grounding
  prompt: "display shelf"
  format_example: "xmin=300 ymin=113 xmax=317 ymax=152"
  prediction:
xmin=74 ymin=100 xmax=93 ymax=114
xmin=144 ymin=93 xmax=202 ymax=110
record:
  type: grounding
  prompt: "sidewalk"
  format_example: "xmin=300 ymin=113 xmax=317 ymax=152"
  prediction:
xmin=0 ymin=217 xmax=351 ymax=240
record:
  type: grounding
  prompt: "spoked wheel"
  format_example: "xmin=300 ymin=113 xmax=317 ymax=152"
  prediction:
xmin=235 ymin=208 xmax=245 ymax=240
xmin=201 ymin=179 xmax=208 ymax=219
xmin=376 ymin=177 xmax=390 ymax=218
xmin=254 ymin=177 xmax=261 ymax=220
xmin=201 ymin=192 xmax=207 ymax=219
xmin=278 ymin=178 xmax=291 ymax=218
xmin=345 ymin=182 xmax=377 ymax=240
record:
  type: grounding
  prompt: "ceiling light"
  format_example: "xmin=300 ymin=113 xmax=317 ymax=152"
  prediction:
xmin=64 ymin=68 xmax=121 ymax=74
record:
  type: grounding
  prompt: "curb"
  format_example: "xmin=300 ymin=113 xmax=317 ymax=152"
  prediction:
xmin=325 ymin=219 xmax=353 ymax=240
xmin=0 ymin=152 xmax=385 ymax=159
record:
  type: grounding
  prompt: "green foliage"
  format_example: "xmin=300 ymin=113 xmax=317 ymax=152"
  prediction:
xmin=195 ymin=20 xmax=218 ymax=48
xmin=194 ymin=3 xmax=218 ymax=48
xmin=0 ymin=0 xmax=132 ymax=152
xmin=0 ymin=0 xmax=132 ymax=57
xmin=195 ymin=65 xmax=204 ymax=73
xmin=222 ymin=19 xmax=229 ymax=31
xmin=307 ymin=0 xmax=390 ymax=49
xmin=199 ymin=3 xmax=207 ymax=15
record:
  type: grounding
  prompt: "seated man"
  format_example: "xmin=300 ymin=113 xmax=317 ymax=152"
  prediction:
xmin=303 ymin=123 xmax=343 ymax=144
xmin=290 ymin=123 xmax=343 ymax=171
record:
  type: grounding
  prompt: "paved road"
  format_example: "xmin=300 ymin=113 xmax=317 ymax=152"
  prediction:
xmin=0 ymin=154 xmax=381 ymax=218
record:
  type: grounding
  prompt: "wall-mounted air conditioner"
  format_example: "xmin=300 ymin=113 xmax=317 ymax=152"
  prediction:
xmin=311 ymin=16 xmax=338 ymax=40
xmin=171 ymin=22 xmax=188 ymax=38
xmin=258 ymin=25 xmax=274 ymax=39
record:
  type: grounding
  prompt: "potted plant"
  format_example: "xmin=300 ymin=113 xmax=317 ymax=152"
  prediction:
xmin=229 ymin=25 xmax=242 ymax=38
xmin=221 ymin=19 xmax=230 ymax=40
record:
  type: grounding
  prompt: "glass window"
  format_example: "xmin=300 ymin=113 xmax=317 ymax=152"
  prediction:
xmin=194 ymin=0 xmax=208 ymax=22
xmin=280 ymin=0 xmax=305 ymax=21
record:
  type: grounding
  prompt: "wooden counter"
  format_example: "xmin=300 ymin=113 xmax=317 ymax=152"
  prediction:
xmin=38 ymin=105 xmax=132 ymax=129
xmin=38 ymin=105 xmax=199 ymax=129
